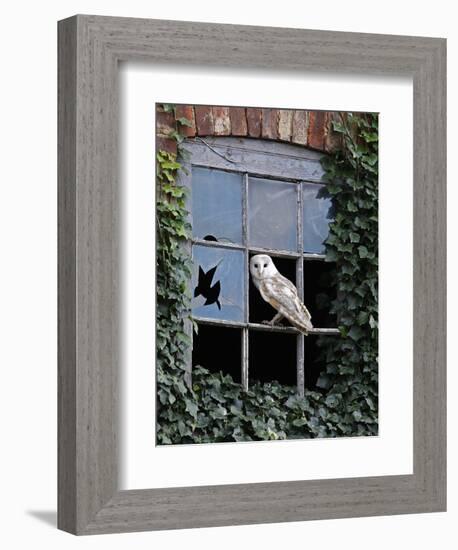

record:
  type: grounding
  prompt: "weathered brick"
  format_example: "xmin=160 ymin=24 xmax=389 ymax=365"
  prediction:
xmin=156 ymin=109 xmax=175 ymax=137
xmin=324 ymin=111 xmax=342 ymax=152
xmin=212 ymin=106 xmax=231 ymax=135
xmin=157 ymin=135 xmax=177 ymax=155
xmin=278 ymin=110 xmax=293 ymax=141
xmin=292 ymin=110 xmax=309 ymax=145
xmin=307 ymin=110 xmax=327 ymax=151
xmin=195 ymin=106 xmax=214 ymax=135
xmin=175 ymin=105 xmax=196 ymax=137
xmin=246 ymin=108 xmax=262 ymax=137
xmin=229 ymin=107 xmax=247 ymax=136
xmin=261 ymin=108 xmax=278 ymax=140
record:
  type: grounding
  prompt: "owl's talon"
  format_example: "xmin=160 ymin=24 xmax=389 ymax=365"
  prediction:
xmin=270 ymin=312 xmax=284 ymax=325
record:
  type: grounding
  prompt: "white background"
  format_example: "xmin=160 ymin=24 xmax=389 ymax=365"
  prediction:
xmin=121 ymin=66 xmax=413 ymax=489
xmin=0 ymin=1 xmax=455 ymax=549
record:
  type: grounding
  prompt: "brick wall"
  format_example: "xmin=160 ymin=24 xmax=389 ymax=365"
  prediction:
xmin=157 ymin=105 xmax=343 ymax=156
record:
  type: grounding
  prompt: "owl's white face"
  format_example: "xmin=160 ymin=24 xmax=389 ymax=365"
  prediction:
xmin=250 ymin=254 xmax=278 ymax=280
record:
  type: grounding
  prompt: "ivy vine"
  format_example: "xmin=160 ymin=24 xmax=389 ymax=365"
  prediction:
xmin=156 ymin=108 xmax=378 ymax=444
xmin=315 ymin=113 xmax=379 ymax=435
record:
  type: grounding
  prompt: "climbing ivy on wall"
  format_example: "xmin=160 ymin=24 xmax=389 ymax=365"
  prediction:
xmin=156 ymin=107 xmax=378 ymax=444
xmin=156 ymin=148 xmax=192 ymax=390
xmin=315 ymin=113 xmax=379 ymax=434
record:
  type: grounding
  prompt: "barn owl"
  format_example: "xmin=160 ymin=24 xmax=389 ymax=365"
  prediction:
xmin=250 ymin=254 xmax=313 ymax=335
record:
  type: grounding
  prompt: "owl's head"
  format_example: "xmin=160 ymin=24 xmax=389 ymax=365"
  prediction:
xmin=250 ymin=254 xmax=278 ymax=280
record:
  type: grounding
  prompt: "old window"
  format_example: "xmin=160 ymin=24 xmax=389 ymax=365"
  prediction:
xmin=180 ymin=137 xmax=338 ymax=395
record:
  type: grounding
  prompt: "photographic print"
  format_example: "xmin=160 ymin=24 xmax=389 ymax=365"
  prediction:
xmin=156 ymin=104 xmax=378 ymax=445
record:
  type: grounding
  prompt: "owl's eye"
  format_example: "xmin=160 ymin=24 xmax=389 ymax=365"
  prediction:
xmin=263 ymin=263 xmax=268 ymax=267
xmin=254 ymin=263 xmax=259 ymax=268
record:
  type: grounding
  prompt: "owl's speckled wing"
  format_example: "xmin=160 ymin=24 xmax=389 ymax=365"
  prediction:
xmin=259 ymin=274 xmax=313 ymax=335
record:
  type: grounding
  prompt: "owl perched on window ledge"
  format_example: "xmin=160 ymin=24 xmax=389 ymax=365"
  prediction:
xmin=250 ymin=254 xmax=313 ymax=335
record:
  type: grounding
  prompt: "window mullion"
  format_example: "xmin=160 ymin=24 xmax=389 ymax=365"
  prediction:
xmin=242 ymin=172 xmax=249 ymax=391
xmin=242 ymin=329 xmax=249 ymax=391
xmin=296 ymin=182 xmax=305 ymax=397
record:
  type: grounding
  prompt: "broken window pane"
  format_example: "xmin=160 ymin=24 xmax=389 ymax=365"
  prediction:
xmin=248 ymin=177 xmax=298 ymax=251
xmin=303 ymin=259 xmax=337 ymax=327
xmin=192 ymin=324 xmax=241 ymax=383
xmin=302 ymin=183 xmax=333 ymax=254
xmin=192 ymin=245 xmax=245 ymax=322
xmin=191 ymin=166 xmax=243 ymax=245
xmin=249 ymin=330 xmax=297 ymax=386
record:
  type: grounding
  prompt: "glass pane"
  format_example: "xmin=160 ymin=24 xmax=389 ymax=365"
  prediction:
xmin=248 ymin=177 xmax=297 ymax=251
xmin=302 ymin=183 xmax=333 ymax=254
xmin=191 ymin=167 xmax=243 ymax=245
xmin=192 ymin=245 xmax=245 ymax=322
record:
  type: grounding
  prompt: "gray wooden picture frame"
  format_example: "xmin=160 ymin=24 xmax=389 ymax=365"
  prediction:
xmin=58 ymin=15 xmax=446 ymax=535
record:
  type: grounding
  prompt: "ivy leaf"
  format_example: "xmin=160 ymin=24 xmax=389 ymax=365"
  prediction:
xmin=292 ymin=417 xmax=307 ymax=427
xmin=349 ymin=232 xmax=360 ymax=243
xmin=357 ymin=311 xmax=369 ymax=325
xmin=326 ymin=248 xmax=338 ymax=262
xmin=316 ymin=374 xmax=332 ymax=389
xmin=177 ymin=117 xmax=193 ymax=127
xmin=358 ymin=245 xmax=369 ymax=258
xmin=285 ymin=395 xmax=299 ymax=409
xmin=230 ymin=405 xmax=243 ymax=416
xmin=353 ymin=410 xmax=363 ymax=421
xmin=331 ymin=120 xmax=346 ymax=133
xmin=348 ymin=325 xmax=364 ymax=341
xmin=185 ymin=399 xmax=198 ymax=419
xmin=365 ymin=396 xmax=376 ymax=411
xmin=325 ymin=394 xmax=340 ymax=408
xmin=211 ymin=405 xmax=227 ymax=419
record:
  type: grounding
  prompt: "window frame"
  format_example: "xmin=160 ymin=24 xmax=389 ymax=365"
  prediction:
xmin=179 ymin=136 xmax=339 ymax=395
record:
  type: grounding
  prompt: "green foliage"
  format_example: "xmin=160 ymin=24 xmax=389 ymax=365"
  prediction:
xmin=156 ymin=108 xmax=378 ymax=445
xmin=156 ymin=149 xmax=192 ymax=382
xmin=158 ymin=367 xmax=378 ymax=444
xmin=315 ymin=112 xmax=379 ymax=436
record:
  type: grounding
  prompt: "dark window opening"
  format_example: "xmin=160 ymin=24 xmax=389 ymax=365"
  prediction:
xmin=249 ymin=331 xmax=297 ymax=386
xmin=249 ymin=255 xmax=297 ymax=325
xmin=192 ymin=324 xmax=241 ymax=383
xmin=304 ymin=338 xmax=327 ymax=390
xmin=304 ymin=260 xmax=337 ymax=327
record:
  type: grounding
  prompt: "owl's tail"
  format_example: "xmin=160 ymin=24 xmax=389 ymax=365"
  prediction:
xmin=290 ymin=319 xmax=313 ymax=336
xmin=292 ymin=302 xmax=313 ymax=335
